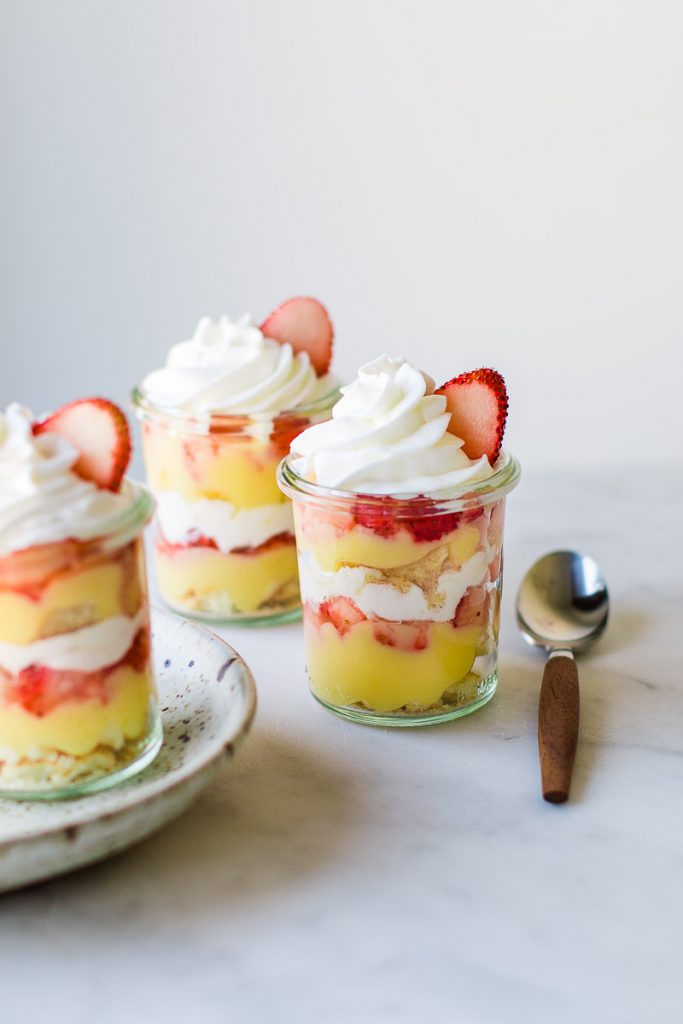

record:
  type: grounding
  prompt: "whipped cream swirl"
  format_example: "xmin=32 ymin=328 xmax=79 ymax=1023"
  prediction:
xmin=0 ymin=405 xmax=131 ymax=554
xmin=291 ymin=356 xmax=495 ymax=495
xmin=141 ymin=315 xmax=332 ymax=415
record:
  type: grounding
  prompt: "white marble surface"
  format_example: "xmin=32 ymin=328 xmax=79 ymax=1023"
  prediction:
xmin=1 ymin=466 xmax=682 ymax=1023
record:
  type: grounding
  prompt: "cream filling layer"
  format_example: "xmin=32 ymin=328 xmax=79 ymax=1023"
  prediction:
xmin=299 ymin=550 xmax=489 ymax=622
xmin=155 ymin=489 xmax=294 ymax=553
xmin=0 ymin=610 xmax=145 ymax=675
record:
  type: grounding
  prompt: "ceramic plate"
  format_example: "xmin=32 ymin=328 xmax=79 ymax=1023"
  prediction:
xmin=0 ymin=608 xmax=257 ymax=894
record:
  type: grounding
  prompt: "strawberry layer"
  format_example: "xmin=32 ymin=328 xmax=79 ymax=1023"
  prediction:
xmin=155 ymin=529 xmax=295 ymax=557
xmin=0 ymin=627 xmax=149 ymax=716
xmin=0 ymin=662 xmax=153 ymax=758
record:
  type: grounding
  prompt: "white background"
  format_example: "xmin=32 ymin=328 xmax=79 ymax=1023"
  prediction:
xmin=1 ymin=0 xmax=682 ymax=471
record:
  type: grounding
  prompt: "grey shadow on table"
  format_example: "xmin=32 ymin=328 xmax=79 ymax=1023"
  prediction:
xmin=592 ymin=602 xmax=651 ymax=658
xmin=5 ymin=728 xmax=360 ymax=918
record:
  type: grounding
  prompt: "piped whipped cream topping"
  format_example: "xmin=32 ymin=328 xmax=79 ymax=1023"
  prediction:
xmin=0 ymin=405 xmax=131 ymax=555
xmin=141 ymin=315 xmax=333 ymax=415
xmin=291 ymin=355 xmax=495 ymax=495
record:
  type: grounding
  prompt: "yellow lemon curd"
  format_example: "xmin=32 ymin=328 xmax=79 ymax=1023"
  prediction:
xmin=143 ymin=423 xmax=299 ymax=615
xmin=0 ymin=560 xmax=129 ymax=645
xmin=0 ymin=665 xmax=152 ymax=757
xmin=142 ymin=422 xmax=285 ymax=508
xmin=0 ymin=540 xmax=154 ymax=763
xmin=305 ymin=621 xmax=482 ymax=711
xmin=155 ymin=541 xmax=298 ymax=614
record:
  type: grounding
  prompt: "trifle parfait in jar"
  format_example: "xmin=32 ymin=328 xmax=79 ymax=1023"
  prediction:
xmin=133 ymin=298 xmax=339 ymax=624
xmin=0 ymin=400 xmax=161 ymax=798
xmin=278 ymin=357 xmax=520 ymax=725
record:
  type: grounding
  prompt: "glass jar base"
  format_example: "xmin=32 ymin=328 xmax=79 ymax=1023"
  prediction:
xmin=0 ymin=709 xmax=163 ymax=802
xmin=311 ymin=672 xmax=498 ymax=727
xmin=159 ymin=595 xmax=302 ymax=628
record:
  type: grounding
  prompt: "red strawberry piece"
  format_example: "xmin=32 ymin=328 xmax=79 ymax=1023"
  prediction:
xmin=270 ymin=414 xmax=310 ymax=454
xmin=372 ymin=621 xmax=429 ymax=651
xmin=298 ymin=502 xmax=355 ymax=538
xmin=34 ymin=398 xmax=132 ymax=492
xmin=454 ymin=586 xmax=490 ymax=628
xmin=0 ymin=538 xmax=81 ymax=597
xmin=353 ymin=497 xmax=398 ymax=538
xmin=303 ymin=602 xmax=325 ymax=632
xmin=320 ymin=596 xmax=366 ymax=635
xmin=407 ymin=510 xmax=462 ymax=543
xmin=436 ymin=368 xmax=508 ymax=463
xmin=488 ymin=549 xmax=503 ymax=582
xmin=261 ymin=297 xmax=334 ymax=376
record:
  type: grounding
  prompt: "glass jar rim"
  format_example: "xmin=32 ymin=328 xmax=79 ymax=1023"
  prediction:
xmin=131 ymin=383 xmax=342 ymax=435
xmin=0 ymin=478 xmax=154 ymax=559
xmin=277 ymin=450 xmax=521 ymax=514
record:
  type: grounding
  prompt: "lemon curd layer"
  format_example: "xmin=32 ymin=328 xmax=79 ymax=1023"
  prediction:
xmin=295 ymin=521 xmax=482 ymax=572
xmin=305 ymin=621 xmax=482 ymax=711
xmin=0 ymin=666 xmax=152 ymax=758
xmin=142 ymin=425 xmax=283 ymax=508
xmin=0 ymin=561 xmax=131 ymax=646
xmin=155 ymin=541 xmax=299 ymax=614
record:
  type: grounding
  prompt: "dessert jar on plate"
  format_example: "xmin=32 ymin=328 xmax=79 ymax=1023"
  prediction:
xmin=278 ymin=453 xmax=520 ymax=725
xmin=133 ymin=301 xmax=338 ymax=624
xmin=132 ymin=391 xmax=339 ymax=624
xmin=0 ymin=403 xmax=161 ymax=799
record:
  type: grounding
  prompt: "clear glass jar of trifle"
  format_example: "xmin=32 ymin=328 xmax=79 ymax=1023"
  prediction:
xmin=279 ymin=456 xmax=520 ymax=724
xmin=133 ymin=392 xmax=340 ymax=624
xmin=133 ymin=300 xmax=339 ymax=624
xmin=0 ymin=402 xmax=161 ymax=798
xmin=277 ymin=356 xmax=521 ymax=725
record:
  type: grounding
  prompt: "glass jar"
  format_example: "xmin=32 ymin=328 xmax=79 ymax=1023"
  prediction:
xmin=278 ymin=453 xmax=521 ymax=725
xmin=0 ymin=483 xmax=161 ymax=799
xmin=132 ymin=387 xmax=340 ymax=625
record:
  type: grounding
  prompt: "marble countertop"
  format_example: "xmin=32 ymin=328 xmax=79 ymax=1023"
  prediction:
xmin=1 ymin=467 xmax=681 ymax=1024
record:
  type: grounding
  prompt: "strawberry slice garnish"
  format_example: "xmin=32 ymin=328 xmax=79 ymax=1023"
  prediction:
xmin=260 ymin=297 xmax=334 ymax=376
xmin=34 ymin=398 xmax=131 ymax=492
xmin=436 ymin=368 xmax=508 ymax=464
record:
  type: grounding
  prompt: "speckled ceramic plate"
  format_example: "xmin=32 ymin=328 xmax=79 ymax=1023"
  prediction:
xmin=0 ymin=608 xmax=257 ymax=895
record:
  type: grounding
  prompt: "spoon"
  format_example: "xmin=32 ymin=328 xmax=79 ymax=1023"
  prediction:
xmin=516 ymin=550 xmax=609 ymax=803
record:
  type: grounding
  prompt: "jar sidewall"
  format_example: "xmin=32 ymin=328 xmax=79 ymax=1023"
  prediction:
xmin=132 ymin=386 xmax=341 ymax=436
xmin=278 ymin=453 xmax=521 ymax=515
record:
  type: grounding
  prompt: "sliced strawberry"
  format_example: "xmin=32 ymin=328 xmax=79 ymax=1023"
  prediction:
xmin=298 ymin=502 xmax=355 ymax=538
xmin=270 ymin=414 xmax=310 ymax=455
xmin=372 ymin=621 xmax=429 ymax=651
xmin=454 ymin=586 xmax=490 ymax=628
xmin=353 ymin=497 xmax=398 ymax=538
xmin=0 ymin=538 xmax=81 ymax=597
xmin=407 ymin=510 xmax=462 ymax=543
xmin=34 ymin=398 xmax=131 ymax=492
xmin=260 ymin=297 xmax=334 ymax=376
xmin=436 ymin=368 xmax=508 ymax=463
xmin=320 ymin=596 xmax=366 ymax=635
xmin=303 ymin=602 xmax=326 ymax=632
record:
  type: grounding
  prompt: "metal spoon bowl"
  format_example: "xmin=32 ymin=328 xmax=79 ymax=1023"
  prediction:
xmin=516 ymin=550 xmax=609 ymax=803
xmin=517 ymin=550 xmax=609 ymax=652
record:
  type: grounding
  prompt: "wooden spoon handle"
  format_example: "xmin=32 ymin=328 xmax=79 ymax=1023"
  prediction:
xmin=538 ymin=653 xmax=580 ymax=803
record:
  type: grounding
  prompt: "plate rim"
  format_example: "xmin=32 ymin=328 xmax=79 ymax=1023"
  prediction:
xmin=0 ymin=606 xmax=258 ymax=849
